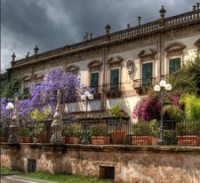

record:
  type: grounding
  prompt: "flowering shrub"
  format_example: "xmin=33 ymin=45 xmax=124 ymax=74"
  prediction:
xmin=62 ymin=123 xmax=83 ymax=137
xmin=133 ymin=95 xmax=181 ymax=121
xmin=133 ymin=97 xmax=161 ymax=121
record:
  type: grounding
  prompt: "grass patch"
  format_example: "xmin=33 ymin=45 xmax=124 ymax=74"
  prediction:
xmin=22 ymin=172 xmax=112 ymax=183
xmin=0 ymin=167 xmax=22 ymax=174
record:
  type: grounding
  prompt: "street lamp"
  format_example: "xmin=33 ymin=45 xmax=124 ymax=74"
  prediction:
xmin=81 ymin=91 xmax=94 ymax=144
xmin=153 ymin=80 xmax=172 ymax=145
xmin=7 ymin=98 xmax=19 ymax=144
xmin=6 ymin=102 xmax=14 ymax=110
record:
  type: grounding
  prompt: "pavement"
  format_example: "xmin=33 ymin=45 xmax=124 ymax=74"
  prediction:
xmin=1 ymin=175 xmax=56 ymax=183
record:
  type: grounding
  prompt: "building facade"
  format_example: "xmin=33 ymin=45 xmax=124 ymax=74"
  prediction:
xmin=6 ymin=6 xmax=200 ymax=121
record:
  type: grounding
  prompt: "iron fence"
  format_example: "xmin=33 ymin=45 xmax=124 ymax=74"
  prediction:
xmin=1 ymin=119 xmax=200 ymax=146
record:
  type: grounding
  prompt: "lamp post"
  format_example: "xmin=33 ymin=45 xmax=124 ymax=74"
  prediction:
xmin=7 ymin=98 xmax=18 ymax=144
xmin=81 ymin=91 xmax=94 ymax=144
xmin=6 ymin=102 xmax=14 ymax=120
xmin=153 ymin=80 xmax=172 ymax=145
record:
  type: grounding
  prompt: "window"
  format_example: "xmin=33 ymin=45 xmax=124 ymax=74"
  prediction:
xmin=99 ymin=166 xmax=115 ymax=180
xmin=142 ymin=63 xmax=152 ymax=87
xmin=27 ymin=159 xmax=36 ymax=173
xmin=169 ymin=58 xmax=181 ymax=74
xmin=110 ymin=69 xmax=119 ymax=91
xmin=90 ymin=72 xmax=99 ymax=92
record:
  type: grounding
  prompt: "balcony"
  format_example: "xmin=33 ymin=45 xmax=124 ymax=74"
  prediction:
xmin=133 ymin=78 xmax=156 ymax=94
xmin=105 ymin=83 xmax=122 ymax=98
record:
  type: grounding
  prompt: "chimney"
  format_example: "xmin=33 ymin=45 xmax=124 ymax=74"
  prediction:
xmin=196 ymin=3 xmax=200 ymax=10
xmin=26 ymin=52 xmax=30 ymax=58
xmin=90 ymin=33 xmax=93 ymax=39
xmin=85 ymin=32 xmax=88 ymax=40
xmin=138 ymin=17 xmax=141 ymax=26
xmin=34 ymin=45 xmax=39 ymax=55
xmin=127 ymin=24 xmax=130 ymax=29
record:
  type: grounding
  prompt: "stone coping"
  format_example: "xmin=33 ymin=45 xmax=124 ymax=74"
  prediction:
xmin=1 ymin=143 xmax=200 ymax=153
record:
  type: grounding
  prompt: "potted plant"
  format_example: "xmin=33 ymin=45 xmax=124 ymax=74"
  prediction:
xmin=109 ymin=101 xmax=129 ymax=144
xmin=18 ymin=127 xmax=31 ymax=143
xmin=36 ymin=123 xmax=48 ymax=143
xmin=90 ymin=124 xmax=109 ymax=145
xmin=30 ymin=123 xmax=43 ymax=143
xmin=132 ymin=119 xmax=159 ymax=145
xmin=30 ymin=109 xmax=50 ymax=143
xmin=62 ymin=122 xmax=82 ymax=144
xmin=177 ymin=120 xmax=200 ymax=145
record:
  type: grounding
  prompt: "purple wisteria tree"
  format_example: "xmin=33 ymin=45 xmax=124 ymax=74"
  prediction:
xmin=27 ymin=68 xmax=88 ymax=118
xmin=0 ymin=68 xmax=90 ymax=125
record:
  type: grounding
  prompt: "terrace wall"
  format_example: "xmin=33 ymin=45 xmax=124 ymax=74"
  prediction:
xmin=1 ymin=144 xmax=200 ymax=183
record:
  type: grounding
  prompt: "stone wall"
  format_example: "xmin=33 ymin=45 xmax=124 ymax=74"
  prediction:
xmin=1 ymin=143 xmax=200 ymax=183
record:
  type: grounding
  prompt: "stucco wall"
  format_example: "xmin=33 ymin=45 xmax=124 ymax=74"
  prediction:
xmin=1 ymin=144 xmax=200 ymax=183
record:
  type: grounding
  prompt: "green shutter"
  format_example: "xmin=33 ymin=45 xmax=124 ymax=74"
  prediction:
xmin=110 ymin=69 xmax=119 ymax=91
xmin=90 ymin=73 xmax=99 ymax=90
xmin=169 ymin=58 xmax=181 ymax=74
xmin=142 ymin=63 xmax=152 ymax=87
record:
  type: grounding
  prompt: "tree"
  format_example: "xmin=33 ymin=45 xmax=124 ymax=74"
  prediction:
xmin=168 ymin=56 xmax=200 ymax=96
xmin=27 ymin=68 xmax=87 ymax=117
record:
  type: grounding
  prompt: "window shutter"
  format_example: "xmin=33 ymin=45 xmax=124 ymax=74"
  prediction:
xmin=142 ymin=63 xmax=152 ymax=87
xmin=90 ymin=73 xmax=99 ymax=91
xmin=169 ymin=58 xmax=181 ymax=74
xmin=110 ymin=69 xmax=119 ymax=91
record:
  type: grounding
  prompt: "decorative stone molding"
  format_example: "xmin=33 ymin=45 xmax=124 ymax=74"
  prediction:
xmin=194 ymin=39 xmax=200 ymax=50
xmin=138 ymin=49 xmax=157 ymax=62
xmin=165 ymin=42 xmax=186 ymax=57
xmin=126 ymin=59 xmax=135 ymax=74
xmin=107 ymin=56 xmax=123 ymax=68
xmin=66 ymin=65 xmax=79 ymax=74
xmin=87 ymin=60 xmax=102 ymax=71
xmin=23 ymin=74 xmax=32 ymax=81
xmin=33 ymin=71 xmax=44 ymax=79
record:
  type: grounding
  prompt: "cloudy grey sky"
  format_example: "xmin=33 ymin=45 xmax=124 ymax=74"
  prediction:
xmin=1 ymin=0 xmax=198 ymax=73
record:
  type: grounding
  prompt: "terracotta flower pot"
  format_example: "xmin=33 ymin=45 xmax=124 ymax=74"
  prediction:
xmin=111 ymin=130 xmax=127 ymax=144
xmin=132 ymin=136 xmax=157 ymax=145
xmin=64 ymin=137 xmax=79 ymax=144
xmin=24 ymin=136 xmax=31 ymax=143
xmin=91 ymin=136 xmax=109 ymax=145
xmin=177 ymin=135 xmax=200 ymax=146
xmin=38 ymin=132 xmax=48 ymax=143
xmin=18 ymin=136 xmax=24 ymax=143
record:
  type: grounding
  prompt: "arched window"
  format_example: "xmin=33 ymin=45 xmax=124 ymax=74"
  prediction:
xmin=87 ymin=60 xmax=102 ymax=93
xmin=165 ymin=42 xmax=185 ymax=74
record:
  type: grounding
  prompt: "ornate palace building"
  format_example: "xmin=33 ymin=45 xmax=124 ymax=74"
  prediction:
xmin=5 ymin=5 xmax=200 ymax=121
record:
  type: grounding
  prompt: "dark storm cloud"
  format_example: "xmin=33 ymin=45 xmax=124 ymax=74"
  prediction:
xmin=1 ymin=0 xmax=199 ymax=72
